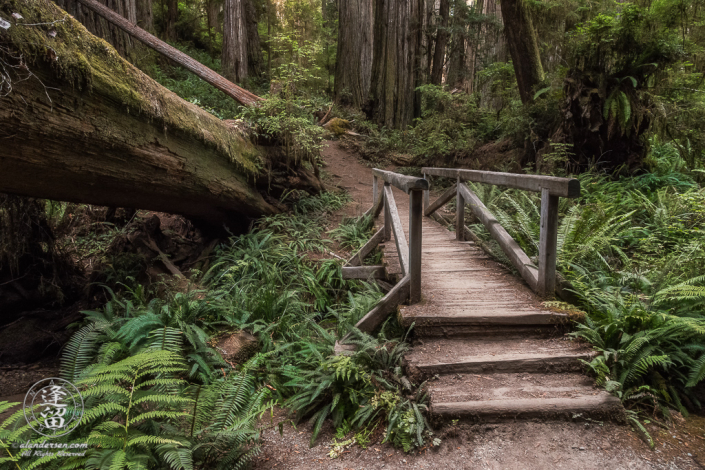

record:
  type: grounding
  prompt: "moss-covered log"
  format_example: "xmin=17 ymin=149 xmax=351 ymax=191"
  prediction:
xmin=0 ymin=0 xmax=277 ymax=228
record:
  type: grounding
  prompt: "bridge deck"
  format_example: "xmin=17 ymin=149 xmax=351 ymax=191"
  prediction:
xmin=377 ymin=185 xmax=623 ymax=423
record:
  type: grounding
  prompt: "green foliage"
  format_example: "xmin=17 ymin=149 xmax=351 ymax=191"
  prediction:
xmin=331 ymin=215 xmax=375 ymax=251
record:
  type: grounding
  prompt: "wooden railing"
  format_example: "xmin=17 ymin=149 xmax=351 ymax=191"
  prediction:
xmin=421 ymin=168 xmax=580 ymax=297
xmin=339 ymin=169 xmax=428 ymax=337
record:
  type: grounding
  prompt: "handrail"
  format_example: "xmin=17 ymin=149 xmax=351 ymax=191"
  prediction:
xmin=373 ymin=168 xmax=429 ymax=193
xmin=422 ymin=168 xmax=580 ymax=198
xmin=423 ymin=168 xmax=581 ymax=297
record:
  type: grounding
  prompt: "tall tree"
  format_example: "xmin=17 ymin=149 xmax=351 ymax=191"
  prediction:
xmin=500 ymin=0 xmax=544 ymax=104
xmin=222 ymin=0 xmax=248 ymax=82
xmin=165 ymin=0 xmax=178 ymax=41
xmin=334 ymin=0 xmax=373 ymax=108
xmin=430 ymin=0 xmax=449 ymax=85
xmin=371 ymin=0 xmax=425 ymax=129
xmin=222 ymin=0 xmax=263 ymax=83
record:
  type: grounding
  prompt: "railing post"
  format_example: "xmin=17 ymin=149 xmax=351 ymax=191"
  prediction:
xmin=373 ymin=175 xmax=378 ymax=208
xmin=409 ymin=189 xmax=423 ymax=304
xmin=423 ymin=173 xmax=430 ymax=213
xmin=383 ymin=183 xmax=392 ymax=241
xmin=538 ymin=187 xmax=559 ymax=297
xmin=456 ymin=177 xmax=465 ymax=240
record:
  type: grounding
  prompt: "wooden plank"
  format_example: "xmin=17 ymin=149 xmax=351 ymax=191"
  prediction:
xmin=348 ymin=276 xmax=411 ymax=335
xmin=383 ymin=183 xmax=392 ymax=241
xmin=457 ymin=184 xmax=538 ymax=290
xmin=384 ymin=185 xmax=409 ymax=276
xmin=415 ymin=351 xmax=593 ymax=375
xmin=422 ymin=168 xmax=580 ymax=198
xmin=456 ymin=177 xmax=464 ymax=241
xmin=423 ymin=173 xmax=430 ymax=211
xmin=431 ymin=393 xmax=625 ymax=422
xmin=424 ymin=183 xmax=457 ymax=216
xmin=342 ymin=265 xmax=386 ymax=279
xmin=409 ymin=189 xmax=423 ymax=303
xmin=346 ymin=227 xmax=384 ymax=267
xmin=538 ymin=187 xmax=559 ymax=297
xmin=373 ymin=168 xmax=429 ymax=193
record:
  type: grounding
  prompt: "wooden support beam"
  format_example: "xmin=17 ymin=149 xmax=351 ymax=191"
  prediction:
xmin=373 ymin=169 xmax=429 ymax=193
xmin=423 ymin=173 xmax=430 ymax=211
xmin=342 ymin=265 xmax=387 ymax=280
xmin=424 ymin=183 xmax=457 ymax=217
xmin=346 ymin=276 xmax=410 ymax=335
xmin=384 ymin=185 xmax=409 ymax=276
xmin=422 ymin=168 xmax=580 ymax=198
xmin=76 ymin=0 xmax=262 ymax=107
xmin=456 ymin=177 xmax=465 ymax=241
xmin=383 ymin=183 xmax=392 ymax=241
xmin=346 ymin=228 xmax=385 ymax=267
xmin=409 ymin=190 xmax=423 ymax=303
xmin=457 ymin=184 xmax=538 ymax=290
xmin=538 ymin=188 xmax=559 ymax=297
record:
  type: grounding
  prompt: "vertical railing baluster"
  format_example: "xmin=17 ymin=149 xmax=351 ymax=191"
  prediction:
xmin=456 ymin=176 xmax=465 ymax=241
xmin=383 ymin=182 xmax=392 ymax=241
xmin=372 ymin=175 xmax=378 ymax=209
xmin=423 ymin=172 xmax=430 ymax=213
xmin=538 ymin=187 xmax=559 ymax=297
xmin=409 ymin=189 xmax=423 ymax=303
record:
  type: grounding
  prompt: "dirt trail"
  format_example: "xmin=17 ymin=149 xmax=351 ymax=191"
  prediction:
xmin=251 ymin=140 xmax=705 ymax=470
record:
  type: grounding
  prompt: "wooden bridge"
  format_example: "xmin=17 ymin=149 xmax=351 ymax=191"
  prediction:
xmin=339 ymin=168 xmax=624 ymax=423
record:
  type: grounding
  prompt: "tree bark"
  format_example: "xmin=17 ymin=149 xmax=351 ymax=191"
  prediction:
xmin=222 ymin=0 xmax=247 ymax=83
xmin=500 ymin=0 xmax=544 ymax=104
xmin=371 ymin=0 xmax=424 ymax=129
xmin=207 ymin=0 xmax=222 ymax=34
xmin=334 ymin=0 xmax=373 ymax=108
xmin=0 ymin=1 xmax=276 ymax=228
xmin=244 ymin=0 xmax=264 ymax=79
xmin=430 ymin=0 xmax=449 ymax=85
xmin=137 ymin=0 xmax=154 ymax=33
xmin=76 ymin=0 xmax=262 ymax=106
xmin=166 ymin=0 xmax=178 ymax=41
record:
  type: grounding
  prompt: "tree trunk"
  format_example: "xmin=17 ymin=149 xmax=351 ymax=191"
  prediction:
xmin=137 ymin=0 xmax=154 ymax=33
xmin=334 ymin=0 xmax=373 ymax=108
xmin=500 ymin=0 xmax=544 ymax=104
xmin=0 ymin=1 xmax=276 ymax=229
xmin=244 ymin=0 xmax=264 ymax=79
xmin=76 ymin=0 xmax=262 ymax=106
xmin=222 ymin=0 xmax=248 ymax=83
xmin=166 ymin=0 xmax=178 ymax=41
xmin=430 ymin=0 xmax=449 ymax=85
xmin=371 ymin=0 xmax=424 ymax=129
xmin=207 ymin=0 xmax=222 ymax=34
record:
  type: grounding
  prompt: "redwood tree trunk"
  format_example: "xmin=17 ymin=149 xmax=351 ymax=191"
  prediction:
xmin=222 ymin=0 xmax=248 ymax=83
xmin=500 ymin=0 xmax=544 ymax=104
xmin=166 ymin=0 xmax=178 ymax=41
xmin=334 ymin=0 xmax=373 ymax=108
xmin=430 ymin=0 xmax=449 ymax=85
xmin=244 ymin=0 xmax=264 ymax=79
xmin=137 ymin=0 xmax=154 ymax=33
xmin=371 ymin=0 xmax=424 ymax=129
xmin=0 ymin=1 xmax=276 ymax=228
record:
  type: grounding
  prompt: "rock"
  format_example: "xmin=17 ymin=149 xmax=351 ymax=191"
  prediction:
xmin=213 ymin=330 xmax=259 ymax=365
xmin=602 ymin=441 xmax=611 ymax=450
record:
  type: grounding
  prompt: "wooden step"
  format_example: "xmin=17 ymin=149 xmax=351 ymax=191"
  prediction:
xmin=431 ymin=393 xmax=624 ymax=423
xmin=405 ymin=337 xmax=592 ymax=378
xmin=426 ymin=372 xmax=625 ymax=423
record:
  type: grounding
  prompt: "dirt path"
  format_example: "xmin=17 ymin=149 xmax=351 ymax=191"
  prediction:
xmin=251 ymin=140 xmax=705 ymax=470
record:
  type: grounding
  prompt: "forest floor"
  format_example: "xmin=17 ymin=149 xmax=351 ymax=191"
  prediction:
xmin=249 ymin=140 xmax=705 ymax=470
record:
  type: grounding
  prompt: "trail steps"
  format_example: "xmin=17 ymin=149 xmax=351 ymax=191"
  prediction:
xmin=378 ymin=185 xmax=624 ymax=424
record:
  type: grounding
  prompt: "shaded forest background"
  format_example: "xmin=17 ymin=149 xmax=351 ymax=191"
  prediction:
xmin=1 ymin=0 xmax=705 ymax=468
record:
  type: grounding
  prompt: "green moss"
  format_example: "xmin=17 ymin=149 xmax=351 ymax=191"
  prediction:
xmin=0 ymin=0 xmax=259 ymax=174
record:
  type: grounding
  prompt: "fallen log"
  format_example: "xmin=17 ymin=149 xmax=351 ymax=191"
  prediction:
xmin=0 ymin=1 xmax=277 ymax=228
xmin=73 ymin=0 xmax=262 ymax=107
